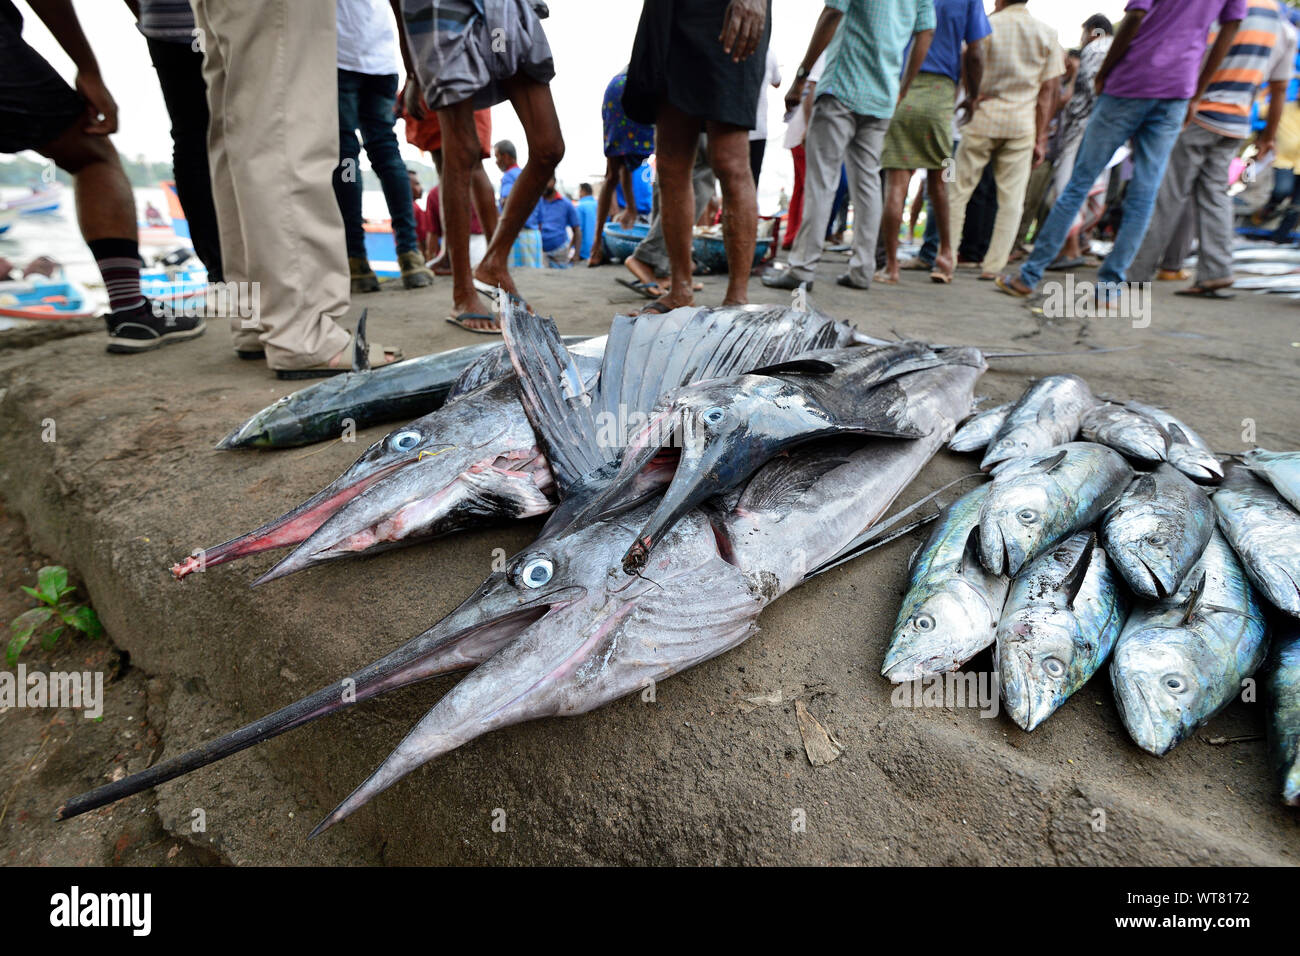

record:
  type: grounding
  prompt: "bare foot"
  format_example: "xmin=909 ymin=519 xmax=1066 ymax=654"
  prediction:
xmin=635 ymin=290 xmax=694 ymax=315
xmin=617 ymin=211 xmax=638 ymax=228
xmin=588 ymin=247 xmax=606 ymax=267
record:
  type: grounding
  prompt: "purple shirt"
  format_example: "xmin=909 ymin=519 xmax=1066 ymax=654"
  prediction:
xmin=1104 ymin=0 xmax=1250 ymax=100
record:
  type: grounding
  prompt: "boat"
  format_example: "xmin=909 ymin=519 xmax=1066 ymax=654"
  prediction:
xmin=0 ymin=275 xmax=94 ymax=320
xmin=0 ymin=207 xmax=16 ymax=237
xmin=140 ymin=264 xmax=209 ymax=310
xmin=1 ymin=183 xmax=63 ymax=216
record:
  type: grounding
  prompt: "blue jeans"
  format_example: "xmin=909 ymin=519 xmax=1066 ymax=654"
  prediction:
xmin=1019 ymin=94 xmax=1187 ymax=289
xmin=333 ymin=69 xmax=419 ymax=259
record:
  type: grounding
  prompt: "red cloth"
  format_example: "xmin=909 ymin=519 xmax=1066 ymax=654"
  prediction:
xmin=404 ymin=101 xmax=493 ymax=160
xmin=783 ymin=144 xmax=805 ymax=251
xmin=427 ymin=185 xmax=483 ymax=238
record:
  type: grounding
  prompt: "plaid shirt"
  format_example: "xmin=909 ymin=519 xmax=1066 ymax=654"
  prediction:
xmin=818 ymin=0 xmax=937 ymax=120
xmin=965 ymin=3 xmax=1063 ymax=141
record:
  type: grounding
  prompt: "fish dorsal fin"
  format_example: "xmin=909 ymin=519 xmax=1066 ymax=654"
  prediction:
xmin=501 ymin=307 xmax=606 ymax=495
xmin=747 ymin=358 xmax=838 ymax=376
xmin=1181 ymin=571 xmax=1207 ymax=625
xmin=1034 ymin=449 xmax=1068 ymax=473
xmin=1058 ymin=534 xmax=1095 ymax=609
xmin=352 ymin=310 xmax=369 ymax=372
xmin=1036 ymin=399 xmax=1056 ymax=426
xmin=1166 ymin=422 xmax=1191 ymax=447
xmin=958 ymin=525 xmax=982 ymax=575
xmin=735 ymin=453 xmax=849 ymax=514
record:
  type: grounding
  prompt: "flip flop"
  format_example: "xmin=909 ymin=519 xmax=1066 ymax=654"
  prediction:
xmin=978 ymin=272 xmax=998 ymax=281
xmin=929 ymin=269 xmax=953 ymax=284
xmin=871 ymin=270 xmax=898 ymax=285
xmin=615 ymin=277 xmax=662 ymax=299
xmin=632 ymin=299 xmax=680 ymax=317
xmin=445 ymin=312 xmax=502 ymax=334
xmin=995 ymin=275 xmax=1033 ymax=298
xmin=472 ymin=278 xmax=534 ymax=314
xmin=1047 ymin=256 xmax=1086 ymax=271
xmin=1174 ymin=285 xmax=1236 ymax=300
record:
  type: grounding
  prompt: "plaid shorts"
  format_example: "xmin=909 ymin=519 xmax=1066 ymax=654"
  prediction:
xmin=509 ymin=227 xmax=544 ymax=268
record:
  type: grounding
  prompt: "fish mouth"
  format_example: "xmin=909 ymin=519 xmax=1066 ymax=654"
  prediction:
xmin=1169 ymin=449 xmax=1224 ymax=484
xmin=1131 ymin=556 xmax=1173 ymax=601
xmin=1111 ymin=670 xmax=1177 ymax=756
xmin=980 ymin=440 xmax=1019 ymax=471
xmin=979 ymin=522 xmax=1025 ymax=577
xmin=56 ymin=576 xmax=582 ymax=822
xmin=997 ymin=648 xmax=1056 ymax=731
xmin=250 ymin=449 xmax=554 ymax=585
xmin=169 ymin=458 xmax=408 ymax=579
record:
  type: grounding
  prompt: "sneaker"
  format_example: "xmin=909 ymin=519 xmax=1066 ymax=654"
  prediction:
xmin=760 ymin=269 xmax=813 ymax=291
xmin=106 ymin=301 xmax=205 ymax=354
xmin=349 ymin=257 xmax=380 ymax=294
xmin=398 ymin=250 xmax=434 ymax=289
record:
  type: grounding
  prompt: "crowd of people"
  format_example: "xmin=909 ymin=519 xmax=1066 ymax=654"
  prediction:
xmin=0 ymin=0 xmax=1293 ymax=374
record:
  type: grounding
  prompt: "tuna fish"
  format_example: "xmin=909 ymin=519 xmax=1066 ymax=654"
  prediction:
xmin=1212 ymin=464 xmax=1300 ymax=617
xmin=1240 ymin=449 xmax=1300 ymax=512
xmin=980 ymin=375 xmax=1095 ymax=470
xmin=1123 ymin=401 xmax=1223 ymax=484
xmin=1265 ymin=620 xmax=1300 ymax=806
xmin=948 ymin=402 xmax=1011 ymax=453
xmin=1100 ymin=464 xmax=1214 ymax=599
xmin=1080 ymin=402 xmax=1170 ymax=464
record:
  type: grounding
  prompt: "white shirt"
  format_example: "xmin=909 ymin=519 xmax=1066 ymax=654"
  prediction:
xmin=751 ymin=48 xmax=784 ymax=141
xmin=337 ymin=0 xmax=401 ymax=76
xmin=780 ymin=52 xmax=827 ymax=150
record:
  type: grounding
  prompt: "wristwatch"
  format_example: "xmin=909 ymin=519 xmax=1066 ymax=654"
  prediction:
xmin=795 ymin=65 xmax=811 ymax=82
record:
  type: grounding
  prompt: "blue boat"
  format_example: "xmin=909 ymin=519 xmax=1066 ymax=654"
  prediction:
xmin=140 ymin=265 xmax=209 ymax=309
xmin=0 ymin=276 xmax=92 ymax=320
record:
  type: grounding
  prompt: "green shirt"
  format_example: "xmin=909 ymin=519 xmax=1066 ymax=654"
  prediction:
xmin=818 ymin=0 xmax=937 ymax=119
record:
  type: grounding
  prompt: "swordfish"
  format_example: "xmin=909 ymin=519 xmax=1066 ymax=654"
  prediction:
xmin=171 ymin=306 xmax=871 ymax=583
xmin=58 ymin=335 xmax=984 ymax=831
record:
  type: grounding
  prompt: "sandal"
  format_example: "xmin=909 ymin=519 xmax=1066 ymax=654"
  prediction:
xmin=274 ymin=337 xmax=402 ymax=380
xmin=616 ymin=277 xmax=662 ymax=299
xmin=472 ymin=278 xmax=534 ymax=314
xmin=929 ymin=269 xmax=953 ymax=284
xmin=995 ymin=274 xmax=1033 ymax=298
xmin=446 ymin=312 xmax=502 ymax=334
xmin=1174 ymin=284 xmax=1236 ymax=299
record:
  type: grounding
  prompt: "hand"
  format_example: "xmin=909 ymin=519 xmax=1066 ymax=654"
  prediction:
xmin=1093 ymin=69 xmax=1107 ymax=95
xmin=1033 ymin=138 xmax=1047 ymax=168
xmin=783 ymin=76 xmax=806 ymax=114
xmin=1183 ymin=98 xmax=1200 ymax=128
xmin=402 ymin=77 xmax=426 ymax=121
xmin=1255 ymin=135 xmax=1275 ymax=159
xmin=76 ymin=70 xmax=117 ymax=135
xmin=719 ymin=0 xmax=765 ymax=63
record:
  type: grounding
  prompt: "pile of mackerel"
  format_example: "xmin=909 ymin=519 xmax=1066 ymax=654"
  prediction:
xmin=55 ymin=304 xmax=1299 ymax=837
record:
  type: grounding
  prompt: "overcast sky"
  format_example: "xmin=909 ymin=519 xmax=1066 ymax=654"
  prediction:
xmin=16 ymin=0 xmax=1127 ymax=202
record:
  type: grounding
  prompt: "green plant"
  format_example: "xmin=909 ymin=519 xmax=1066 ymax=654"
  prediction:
xmin=7 ymin=566 xmax=102 ymax=665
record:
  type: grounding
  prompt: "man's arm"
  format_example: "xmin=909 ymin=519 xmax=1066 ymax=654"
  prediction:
xmin=1256 ymin=79 xmax=1288 ymax=157
xmin=784 ymin=5 xmax=844 ymax=112
xmin=957 ymin=38 xmax=985 ymax=120
xmin=1191 ymin=20 xmax=1242 ymax=108
xmin=1033 ymin=80 xmax=1055 ymax=166
xmin=27 ymin=0 xmax=116 ymax=134
xmin=899 ymin=30 xmax=934 ymax=104
xmin=389 ymin=0 xmax=426 ymax=120
xmin=121 ymin=0 xmax=140 ymax=17
xmin=1094 ymin=8 xmax=1147 ymax=94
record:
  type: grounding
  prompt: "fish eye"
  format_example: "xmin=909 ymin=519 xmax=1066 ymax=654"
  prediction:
xmin=1146 ymin=533 xmax=1167 ymax=547
xmin=391 ymin=430 xmax=421 ymax=451
xmin=519 ymin=556 xmax=553 ymax=589
xmin=1161 ymin=673 xmax=1187 ymax=694
xmin=701 ymin=406 xmax=725 ymax=426
xmin=1016 ymin=508 xmax=1039 ymax=525
xmin=1043 ymin=657 xmax=1065 ymax=678
xmin=912 ymin=612 xmax=935 ymax=631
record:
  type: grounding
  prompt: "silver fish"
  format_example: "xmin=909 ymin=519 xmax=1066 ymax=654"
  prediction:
xmin=1101 ymin=464 xmax=1214 ymax=599
xmin=58 ymin=350 xmax=985 ymax=829
xmin=1266 ymin=620 xmax=1300 ymax=806
xmin=1110 ymin=530 xmax=1267 ymax=755
xmin=1123 ymin=400 xmax=1223 ymax=484
xmin=949 ymin=402 xmax=1011 ymax=453
xmin=995 ymin=533 xmax=1127 ymax=731
xmin=981 ymin=374 xmax=1095 ymax=470
xmin=1080 ymin=402 xmax=1169 ymax=464
xmin=882 ymin=484 xmax=1009 ymax=682
xmin=1213 ymin=464 xmax=1300 ymax=617
xmin=1240 ymin=448 xmax=1300 ymax=512
xmin=978 ymin=441 xmax=1131 ymax=576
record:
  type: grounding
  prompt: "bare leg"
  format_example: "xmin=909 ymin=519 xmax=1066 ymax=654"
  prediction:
xmin=705 ymin=120 xmax=756 ymax=305
xmin=38 ymin=125 xmax=136 ymax=240
xmin=880 ymin=168 xmax=911 ymax=282
xmin=617 ymin=164 xmax=638 ymax=227
xmin=643 ymin=102 xmax=700 ymax=312
xmin=439 ymin=102 xmax=497 ymax=326
xmin=927 ymin=168 xmax=953 ymax=278
xmin=470 ymin=162 xmax=498 ymax=239
xmin=474 ymin=76 xmax=564 ymax=298
xmin=589 ymin=156 xmax=619 ymax=266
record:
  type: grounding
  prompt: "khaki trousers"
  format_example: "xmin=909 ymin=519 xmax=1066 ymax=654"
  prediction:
xmin=948 ymin=129 xmax=1035 ymax=274
xmin=192 ymin=0 xmax=351 ymax=368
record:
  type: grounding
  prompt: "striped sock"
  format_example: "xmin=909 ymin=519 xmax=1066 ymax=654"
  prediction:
xmin=87 ymin=238 xmax=146 ymax=314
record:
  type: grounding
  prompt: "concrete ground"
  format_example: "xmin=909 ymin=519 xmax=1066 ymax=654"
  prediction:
xmin=1 ymin=253 xmax=1297 ymax=865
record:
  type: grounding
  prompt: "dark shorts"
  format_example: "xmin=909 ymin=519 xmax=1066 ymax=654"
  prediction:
xmin=0 ymin=1 xmax=85 ymax=154
xmin=623 ymin=0 xmax=770 ymax=130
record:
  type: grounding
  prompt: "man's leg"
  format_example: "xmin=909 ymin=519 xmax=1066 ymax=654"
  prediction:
xmin=332 ymin=70 xmax=368 ymax=263
xmin=475 ymin=75 xmax=565 ymax=296
xmin=947 ymin=131 xmax=994 ymax=263
xmin=588 ymin=156 xmax=619 ymax=266
xmin=841 ymin=115 xmax=889 ymax=287
xmin=146 ymin=37 xmax=223 ymax=280
xmin=1015 ymin=94 xmax=1155 ymax=291
xmin=880 ymin=168 xmax=913 ymax=281
xmin=470 ymin=161 xmax=499 ymax=238
xmin=984 ymin=136 xmax=1034 ymax=274
xmin=1157 ymin=206 xmax=1196 ymax=272
xmin=1097 ymin=98 xmax=1190 ymax=286
xmin=926 ymin=167 xmax=952 ymax=276
xmin=1128 ymin=128 xmax=1204 ymax=283
xmin=440 ymin=101 xmax=496 ymax=325
xmin=358 ymin=73 xmax=420 ymax=257
xmin=1191 ymin=133 xmax=1241 ymax=288
xmin=647 ymin=102 xmax=701 ymax=309
xmin=783 ymin=144 xmax=805 ymax=250
xmin=618 ymin=164 xmax=639 ymax=226
xmin=705 ymin=122 xmax=757 ymax=305
xmin=786 ymin=97 xmax=855 ymax=283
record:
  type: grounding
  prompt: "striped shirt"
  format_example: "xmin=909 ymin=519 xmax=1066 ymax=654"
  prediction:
xmin=818 ymin=0 xmax=937 ymax=120
xmin=1195 ymin=0 xmax=1297 ymax=138
xmin=137 ymin=0 xmax=196 ymax=43
xmin=963 ymin=3 xmax=1063 ymax=142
